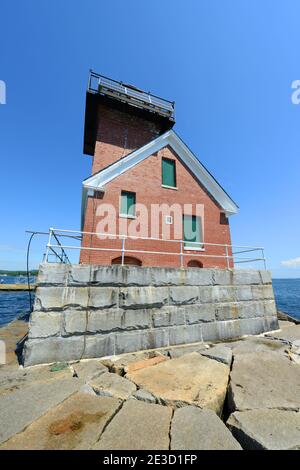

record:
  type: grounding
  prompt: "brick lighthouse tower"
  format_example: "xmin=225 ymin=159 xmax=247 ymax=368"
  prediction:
xmin=80 ymin=71 xmax=237 ymax=268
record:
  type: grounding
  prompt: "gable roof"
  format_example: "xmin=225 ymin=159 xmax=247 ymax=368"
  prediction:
xmin=81 ymin=130 xmax=238 ymax=227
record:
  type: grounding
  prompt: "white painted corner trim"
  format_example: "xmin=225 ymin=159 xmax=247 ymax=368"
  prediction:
xmin=81 ymin=130 xmax=238 ymax=227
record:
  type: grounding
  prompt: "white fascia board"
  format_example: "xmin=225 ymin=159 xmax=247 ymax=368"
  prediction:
xmin=82 ymin=129 xmax=238 ymax=217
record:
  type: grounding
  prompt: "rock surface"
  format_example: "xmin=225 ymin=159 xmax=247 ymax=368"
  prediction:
xmin=265 ymin=324 xmax=300 ymax=345
xmin=0 ymin=377 xmax=81 ymax=445
xmin=127 ymin=352 xmax=230 ymax=414
xmin=228 ymin=351 xmax=300 ymax=412
xmin=90 ymin=372 xmax=136 ymax=400
xmin=227 ymin=409 xmax=300 ymax=450
xmin=171 ymin=406 xmax=242 ymax=450
xmin=200 ymin=345 xmax=232 ymax=365
xmin=94 ymin=399 xmax=172 ymax=450
xmin=0 ymin=393 xmax=121 ymax=450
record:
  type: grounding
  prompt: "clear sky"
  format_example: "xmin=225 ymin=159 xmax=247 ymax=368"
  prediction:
xmin=0 ymin=0 xmax=299 ymax=277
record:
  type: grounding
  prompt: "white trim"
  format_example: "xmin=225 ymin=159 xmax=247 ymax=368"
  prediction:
xmin=119 ymin=214 xmax=136 ymax=219
xmin=161 ymin=184 xmax=178 ymax=190
xmin=81 ymin=130 xmax=238 ymax=227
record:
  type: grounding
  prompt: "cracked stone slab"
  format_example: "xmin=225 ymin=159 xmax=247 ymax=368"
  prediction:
xmin=0 ymin=377 xmax=82 ymax=445
xmin=265 ymin=324 xmax=300 ymax=345
xmin=219 ymin=336 xmax=287 ymax=355
xmin=71 ymin=360 xmax=107 ymax=381
xmin=131 ymin=389 xmax=157 ymax=404
xmin=200 ymin=345 xmax=232 ymax=365
xmin=89 ymin=372 xmax=137 ymax=400
xmin=126 ymin=352 xmax=230 ymax=415
xmin=0 ymin=392 xmax=121 ymax=450
xmin=166 ymin=343 xmax=209 ymax=359
xmin=102 ymin=351 xmax=164 ymax=375
xmin=227 ymin=409 xmax=300 ymax=450
xmin=94 ymin=399 xmax=172 ymax=450
xmin=171 ymin=406 xmax=242 ymax=450
xmin=228 ymin=351 xmax=300 ymax=412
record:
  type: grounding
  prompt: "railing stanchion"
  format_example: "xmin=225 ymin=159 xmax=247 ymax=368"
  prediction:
xmin=262 ymin=248 xmax=267 ymax=270
xmin=45 ymin=228 xmax=53 ymax=263
xmin=121 ymin=237 xmax=125 ymax=266
xmin=180 ymin=240 xmax=184 ymax=268
xmin=225 ymin=245 xmax=230 ymax=269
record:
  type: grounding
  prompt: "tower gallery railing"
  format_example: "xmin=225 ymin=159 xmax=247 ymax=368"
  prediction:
xmin=37 ymin=228 xmax=267 ymax=269
xmin=87 ymin=71 xmax=175 ymax=120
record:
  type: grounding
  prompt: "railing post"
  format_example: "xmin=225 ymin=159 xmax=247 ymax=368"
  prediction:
xmin=121 ymin=237 xmax=126 ymax=266
xmin=225 ymin=245 xmax=230 ymax=270
xmin=45 ymin=228 xmax=53 ymax=263
xmin=180 ymin=240 xmax=184 ymax=268
xmin=262 ymin=248 xmax=267 ymax=270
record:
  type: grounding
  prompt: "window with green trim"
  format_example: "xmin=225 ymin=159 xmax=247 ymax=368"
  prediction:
xmin=183 ymin=215 xmax=203 ymax=249
xmin=120 ymin=191 xmax=136 ymax=217
xmin=162 ymin=158 xmax=176 ymax=187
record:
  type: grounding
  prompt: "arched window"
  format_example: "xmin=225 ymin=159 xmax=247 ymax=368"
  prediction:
xmin=111 ymin=256 xmax=142 ymax=266
xmin=187 ymin=259 xmax=203 ymax=268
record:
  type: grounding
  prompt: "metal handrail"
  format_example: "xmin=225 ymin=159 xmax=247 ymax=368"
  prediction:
xmin=43 ymin=228 xmax=267 ymax=269
xmin=87 ymin=70 xmax=175 ymax=119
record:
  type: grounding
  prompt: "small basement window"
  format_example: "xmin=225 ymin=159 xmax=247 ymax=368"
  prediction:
xmin=162 ymin=158 xmax=176 ymax=188
xmin=120 ymin=191 xmax=136 ymax=217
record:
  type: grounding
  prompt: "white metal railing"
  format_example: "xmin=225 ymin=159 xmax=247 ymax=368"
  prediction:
xmin=88 ymin=71 xmax=175 ymax=120
xmin=43 ymin=228 xmax=267 ymax=269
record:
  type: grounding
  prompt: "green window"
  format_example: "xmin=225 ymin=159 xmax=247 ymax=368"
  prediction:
xmin=120 ymin=191 xmax=136 ymax=217
xmin=183 ymin=215 xmax=203 ymax=249
xmin=162 ymin=158 xmax=176 ymax=187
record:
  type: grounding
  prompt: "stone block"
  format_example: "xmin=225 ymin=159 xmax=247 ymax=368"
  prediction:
xmin=169 ymin=324 xmax=204 ymax=346
xmin=24 ymin=336 xmax=85 ymax=366
xmin=115 ymin=328 xmax=169 ymax=355
xmin=171 ymin=407 xmax=242 ymax=450
xmin=184 ymin=304 xmax=215 ymax=324
xmin=29 ymin=311 xmax=62 ymax=339
xmin=119 ymin=286 xmax=168 ymax=309
xmin=34 ymin=287 xmax=88 ymax=310
xmin=121 ymin=309 xmax=152 ymax=330
xmin=198 ymin=286 xmax=213 ymax=303
xmin=63 ymin=310 xmax=88 ymax=335
xmin=235 ymin=286 xmax=253 ymax=302
xmin=264 ymin=300 xmax=277 ymax=316
xmin=83 ymin=334 xmax=115 ymax=359
xmin=212 ymin=269 xmax=233 ymax=285
xmin=200 ymin=345 xmax=233 ymax=365
xmin=38 ymin=263 xmax=68 ymax=285
xmin=88 ymin=287 xmax=118 ymax=308
xmin=90 ymin=372 xmax=136 ymax=400
xmin=183 ymin=268 xmax=213 ymax=286
xmin=152 ymin=306 xmax=185 ymax=328
xmin=169 ymin=286 xmax=199 ymax=305
xmin=94 ymin=400 xmax=172 ymax=450
xmin=232 ymin=270 xmax=261 ymax=285
xmin=259 ymin=270 xmax=272 ymax=284
xmin=211 ymin=286 xmax=236 ymax=302
xmin=227 ymin=409 xmax=300 ymax=450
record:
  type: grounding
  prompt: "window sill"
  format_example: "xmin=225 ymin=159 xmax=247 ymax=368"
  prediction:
xmin=162 ymin=185 xmax=178 ymax=190
xmin=119 ymin=214 xmax=136 ymax=219
xmin=184 ymin=246 xmax=205 ymax=251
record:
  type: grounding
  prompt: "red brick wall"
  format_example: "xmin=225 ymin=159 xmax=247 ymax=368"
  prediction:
xmin=81 ymin=142 xmax=233 ymax=269
xmin=92 ymin=103 xmax=161 ymax=174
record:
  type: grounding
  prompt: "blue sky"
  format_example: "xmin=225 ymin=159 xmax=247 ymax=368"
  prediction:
xmin=0 ymin=0 xmax=300 ymax=277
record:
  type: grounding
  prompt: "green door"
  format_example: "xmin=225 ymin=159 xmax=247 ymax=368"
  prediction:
xmin=183 ymin=215 xmax=203 ymax=249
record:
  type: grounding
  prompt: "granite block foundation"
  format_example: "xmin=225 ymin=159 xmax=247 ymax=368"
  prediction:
xmin=23 ymin=264 xmax=279 ymax=366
